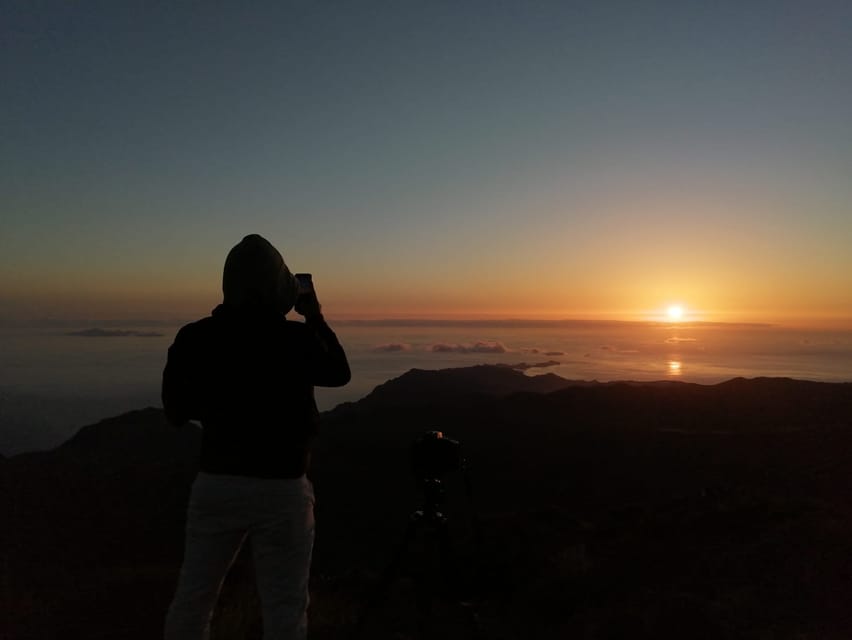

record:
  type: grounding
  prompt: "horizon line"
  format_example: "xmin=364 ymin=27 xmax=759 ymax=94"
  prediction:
xmin=333 ymin=317 xmax=778 ymax=329
xmin=1 ymin=316 xmax=777 ymax=330
xmin=9 ymin=315 xmax=852 ymax=331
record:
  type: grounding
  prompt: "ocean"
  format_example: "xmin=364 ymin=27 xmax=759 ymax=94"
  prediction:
xmin=2 ymin=321 xmax=851 ymax=455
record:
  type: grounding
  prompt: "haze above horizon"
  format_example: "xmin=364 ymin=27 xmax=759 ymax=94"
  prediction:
xmin=3 ymin=1 xmax=851 ymax=329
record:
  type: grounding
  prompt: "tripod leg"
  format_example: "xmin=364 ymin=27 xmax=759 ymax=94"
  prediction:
xmin=434 ymin=518 xmax=483 ymax=640
xmin=414 ymin=520 xmax=444 ymax=638
xmin=411 ymin=515 xmax=476 ymax=640
xmin=351 ymin=513 xmax=421 ymax=639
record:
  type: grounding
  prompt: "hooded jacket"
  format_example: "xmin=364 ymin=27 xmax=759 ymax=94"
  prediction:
xmin=162 ymin=235 xmax=351 ymax=478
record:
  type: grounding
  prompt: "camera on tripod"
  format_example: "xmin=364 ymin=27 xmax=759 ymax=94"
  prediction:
xmin=411 ymin=430 xmax=462 ymax=480
xmin=410 ymin=431 xmax=465 ymax=515
xmin=353 ymin=430 xmax=479 ymax=638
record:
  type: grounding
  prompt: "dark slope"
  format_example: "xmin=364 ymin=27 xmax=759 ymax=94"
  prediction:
xmin=4 ymin=368 xmax=852 ymax=639
xmin=329 ymin=364 xmax=583 ymax=412
xmin=2 ymin=409 xmax=200 ymax=639
xmin=312 ymin=373 xmax=852 ymax=638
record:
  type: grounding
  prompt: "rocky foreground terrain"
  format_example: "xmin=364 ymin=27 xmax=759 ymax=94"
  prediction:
xmin=3 ymin=366 xmax=852 ymax=639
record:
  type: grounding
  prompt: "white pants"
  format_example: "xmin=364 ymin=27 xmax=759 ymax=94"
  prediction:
xmin=164 ymin=472 xmax=315 ymax=640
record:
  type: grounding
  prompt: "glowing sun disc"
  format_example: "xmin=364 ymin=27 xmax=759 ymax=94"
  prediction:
xmin=667 ymin=305 xmax=684 ymax=321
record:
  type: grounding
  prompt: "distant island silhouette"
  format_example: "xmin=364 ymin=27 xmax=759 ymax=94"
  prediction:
xmin=3 ymin=365 xmax=851 ymax=638
xmin=66 ymin=328 xmax=165 ymax=337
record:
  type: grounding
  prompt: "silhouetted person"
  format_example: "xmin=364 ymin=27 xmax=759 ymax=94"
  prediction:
xmin=162 ymin=234 xmax=350 ymax=640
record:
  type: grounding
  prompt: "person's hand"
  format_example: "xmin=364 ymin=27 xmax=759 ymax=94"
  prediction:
xmin=295 ymin=291 xmax=322 ymax=320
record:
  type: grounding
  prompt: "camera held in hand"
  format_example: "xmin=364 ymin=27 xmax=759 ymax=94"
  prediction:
xmin=294 ymin=273 xmax=314 ymax=297
xmin=294 ymin=273 xmax=322 ymax=318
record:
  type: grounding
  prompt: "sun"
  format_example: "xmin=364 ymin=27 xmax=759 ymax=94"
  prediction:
xmin=667 ymin=305 xmax=684 ymax=322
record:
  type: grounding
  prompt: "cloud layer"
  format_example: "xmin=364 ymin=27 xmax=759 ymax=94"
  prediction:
xmin=67 ymin=328 xmax=164 ymax=338
xmin=371 ymin=343 xmax=412 ymax=352
xmin=430 ymin=341 xmax=508 ymax=354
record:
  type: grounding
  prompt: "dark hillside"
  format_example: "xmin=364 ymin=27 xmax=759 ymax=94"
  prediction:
xmin=4 ymin=367 xmax=852 ymax=639
xmin=2 ymin=409 xmax=200 ymax=639
xmin=332 ymin=365 xmax=581 ymax=411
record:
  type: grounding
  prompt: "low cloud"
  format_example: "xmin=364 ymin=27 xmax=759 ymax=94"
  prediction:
xmin=665 ymin=337 xmax=697 ymax=344
xmin=371 ymin=343 xmax=412 ymax=353
xmin=67 ymin=328 xmax=164 ymax=338
xmin=430 ymin=341 xmax=508 ymax=354
xmin=498 ymin=360 xmax=561 ymax=371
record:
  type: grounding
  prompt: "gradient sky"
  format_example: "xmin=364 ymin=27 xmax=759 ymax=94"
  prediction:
xmin=3 ymin=1 xmax=851 ymax=326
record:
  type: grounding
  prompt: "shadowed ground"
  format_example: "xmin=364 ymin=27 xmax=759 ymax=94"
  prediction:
xmin=3 ymin=368 xmax=852 ymax=639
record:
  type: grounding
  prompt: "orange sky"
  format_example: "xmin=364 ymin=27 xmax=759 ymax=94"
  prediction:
xmin=2 ymin=3 xmax=851 ymax=330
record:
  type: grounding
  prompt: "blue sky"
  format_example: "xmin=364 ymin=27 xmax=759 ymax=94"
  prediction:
xmin=2 ymin=1 xmax=851 ymax=325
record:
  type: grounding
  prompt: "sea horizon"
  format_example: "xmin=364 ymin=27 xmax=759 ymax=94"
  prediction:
xmin=2 ymin=314 xmax=839 ymax=329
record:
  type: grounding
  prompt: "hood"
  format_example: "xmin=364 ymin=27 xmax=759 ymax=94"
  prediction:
xmin=222 ymin=234 xmax=297 ymax=314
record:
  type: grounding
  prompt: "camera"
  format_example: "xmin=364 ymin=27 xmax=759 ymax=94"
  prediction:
xmin=411 ymin=431 xmax=463 ymax=481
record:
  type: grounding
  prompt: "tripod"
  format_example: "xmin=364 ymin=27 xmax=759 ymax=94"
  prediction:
xmin=352 ymin=478 xmax=480 ymax=639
